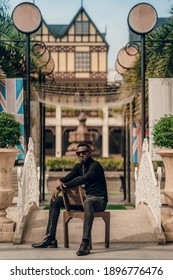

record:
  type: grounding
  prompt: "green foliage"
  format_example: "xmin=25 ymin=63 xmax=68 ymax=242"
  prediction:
xmin=0 ymin=112 xmax=21 ymax=148
xmin=120 ymin=11 xmax=173 ymax=98
xmin=153 ymin=114 xmax=173 ymax=148
xmin=96 ymin=158 xmax=124 ymax=170
xmin=0 ymin=1 xmax=44 ymax=79
xmin=61 ymin=108 xmax=80 ymax=117
xmin=145 ymin=15 xmax=173 ymax=78
xmin=46 ymin=157 xmax=79 ymax=171
xmin=152 ymin=161 xmax=164 ymax=170
xmin=45 ymin=156 xmax=124 ymax=171
xmin=45 ymin=105 xmax=56 ymax=112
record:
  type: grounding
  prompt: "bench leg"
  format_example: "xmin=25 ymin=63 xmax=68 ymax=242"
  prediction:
xmin=103 ymin=215 xmax=110 ymax=248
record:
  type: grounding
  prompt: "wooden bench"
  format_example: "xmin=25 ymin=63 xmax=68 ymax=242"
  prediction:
xmin=62 ymin=186 xmax=110 ymax=248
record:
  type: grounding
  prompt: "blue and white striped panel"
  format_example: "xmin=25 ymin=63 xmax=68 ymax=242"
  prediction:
xmin=0 ymin=84 xmax=6 ymax=112
xmin=5 ymin=78 xmax=25 ymax=160
xmin=132 ymin=123 xmax=138 ymax=163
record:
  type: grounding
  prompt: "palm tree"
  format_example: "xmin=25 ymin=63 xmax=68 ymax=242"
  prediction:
xmin=120 ymin=7 xmax=173 ymax=100
xmin=118 ymin=6 xmax=173 ymax=130
xmin=0 ymin=1 xmax=26 ymax=78
xmin=0 ymin=0 xmax=42 ymax=84
xmin=146 ymin=14 xmax=173 ymax=78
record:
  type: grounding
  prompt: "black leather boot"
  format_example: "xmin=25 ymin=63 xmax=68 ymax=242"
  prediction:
xmin=76 ymin=241 xmax=90 ymax=256
xmin=32 ymin=236 xmax=58 ymax=248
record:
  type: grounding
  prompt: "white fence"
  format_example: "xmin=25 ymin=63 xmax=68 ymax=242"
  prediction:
xmin=134 ymin=138 xmax=162 ymax=232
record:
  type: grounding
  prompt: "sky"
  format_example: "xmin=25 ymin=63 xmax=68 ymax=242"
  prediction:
xmin=9 ymin=0 xmax=172 ymax=70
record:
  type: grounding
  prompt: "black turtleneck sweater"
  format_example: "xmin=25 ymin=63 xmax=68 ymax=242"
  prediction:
xmin=60 ymin=157 xmax=108 ymax=202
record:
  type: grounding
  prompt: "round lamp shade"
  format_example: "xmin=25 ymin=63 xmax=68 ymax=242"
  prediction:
xmin=115 ymin=60 xmax=127 ymax=75
xmin=117 ymin=46 xmax=138 ymax=69
xmin=42 ymin=57 xmax=55 ymax=74
xmin=128 ymin=3 xmax=157 ymax=34
xmin=12 ymin=2 xmax=42 ymax=34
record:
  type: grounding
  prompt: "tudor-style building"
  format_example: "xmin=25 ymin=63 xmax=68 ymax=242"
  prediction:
xmin=34 ymin=5 xmax=123 ymax=158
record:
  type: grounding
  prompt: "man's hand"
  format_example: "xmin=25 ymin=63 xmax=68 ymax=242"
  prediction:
xmin=56 ymin=179 xmax=65 ymax=188
xmin=51 ymin=180 xmax=67 ymax=201
xmin=51 ymin=189 xmax=61 ymax=201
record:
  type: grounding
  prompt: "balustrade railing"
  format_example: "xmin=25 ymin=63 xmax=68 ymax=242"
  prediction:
xmin=17 ymin=137 xmax=39 ymax=225
xmin=134 ymin=138 xmax=162 ymax=232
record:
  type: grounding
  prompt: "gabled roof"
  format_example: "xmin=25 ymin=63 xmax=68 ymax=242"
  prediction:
xmin=44 ymin=6 xmax=109 ymax=47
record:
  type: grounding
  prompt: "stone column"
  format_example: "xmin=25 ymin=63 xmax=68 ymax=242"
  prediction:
xmin=55 ymin=105 xmax=62 ymax=157
xmin=102 ymin=106 xmax=109 ymax=157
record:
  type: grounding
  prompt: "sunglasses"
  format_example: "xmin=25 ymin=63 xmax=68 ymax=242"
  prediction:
xmin=76 ymin=150 xmax=89 ymax=156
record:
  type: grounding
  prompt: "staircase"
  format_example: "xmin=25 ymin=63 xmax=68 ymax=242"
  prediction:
xmin=8 ymin=178 xmax=163 ymax=245
xmin=12 ymin=167 xmax=18 ymax=205
xmin=20 ymin=207 xmax=159 ymax=245
xmin=7 ymin=138 xmax=165 ymax=245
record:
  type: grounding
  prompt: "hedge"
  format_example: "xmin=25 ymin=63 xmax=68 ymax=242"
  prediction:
xmin=45 ymin=157 xmax=124 ymax=171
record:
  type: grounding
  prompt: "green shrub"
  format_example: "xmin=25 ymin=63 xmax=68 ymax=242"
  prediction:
xmin=46 ymin=157 xmax=78 ymax=171
xmin=45 ymin=105 xmax=56 ymax=112
xmin=61 ymin=108 xmax=80 ymax=117
xmin=153 ymin=114 xmax=173 ymax=148
xmin=45 ymin=156 xmax=124 ymax=171
xmin=152 ymin=161 xmax=164 ymax=170
xmin=0 ymin=112 xmax=21 ymax=148
xmin=96 ymin=158 xmax=124 ymax=170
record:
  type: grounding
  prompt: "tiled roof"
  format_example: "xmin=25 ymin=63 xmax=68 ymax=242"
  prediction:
xmin=47 ymin=24 xmax=68 ymax=38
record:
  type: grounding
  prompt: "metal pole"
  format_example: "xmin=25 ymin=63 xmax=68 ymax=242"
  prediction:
xmin=39 ymin=72 xmax=45 ymax=202
xmin=141 ymin=34 xmax=146 ymax=141
xmin=25 ymin=33 xmax=31 ymax=150
xmin=127 ymin=120 xmax=131 ymax=203
xmin=123 ymin=112 xmax=127 ymax=201
xmin=39 ymin=99 xmax=43 ymax=202
xmin=42 ymin=103 xmax=46 ymax=201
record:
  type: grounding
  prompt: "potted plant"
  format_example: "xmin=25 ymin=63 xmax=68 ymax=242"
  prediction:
xmin=0 ymin=111 xmax=21 ymax=242
xmin=152 ymin=114 xmax=173 ymax=191
xmin=152 ymin=114 xmax=173 ymax=241
xmin=0 ymin=111 xmax=21 ymax=148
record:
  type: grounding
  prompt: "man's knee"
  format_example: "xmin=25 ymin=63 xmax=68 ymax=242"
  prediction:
xmin=83 ymin=198 xmax=94 ymax=212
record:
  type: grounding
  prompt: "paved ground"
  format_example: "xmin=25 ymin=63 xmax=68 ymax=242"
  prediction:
xmin=0 ymin=242 xmax=173 ymax=260
xmin=4 ymin=204 xmax=169 ymax=260
xmin=2 ymin=181 xmax=172 ymax=260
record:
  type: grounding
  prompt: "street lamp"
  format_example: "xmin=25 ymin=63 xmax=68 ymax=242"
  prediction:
xmin=115 ymin=43 xmax=139 ymax=203
xmin=12 ymin=2 xmax=42 ymax=149
xmin=115 ymin=3 xmax=158 ymax=203
xmin=127 ymin=3 xmax=157 ymax=141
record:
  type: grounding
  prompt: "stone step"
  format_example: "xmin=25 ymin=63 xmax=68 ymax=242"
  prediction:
xmin=12 ymin=167 xmax=18 ymax=191
xmin=12 ymin=167 xmax=19 ymax=205
xmin=21 ymin=208 xmax=158 ymax=245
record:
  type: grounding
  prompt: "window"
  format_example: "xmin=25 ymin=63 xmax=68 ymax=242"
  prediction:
xmin=75 ymin=21 xmax=89 ymax=35
xmin=75 ymin=52 xmax=90 ymax=72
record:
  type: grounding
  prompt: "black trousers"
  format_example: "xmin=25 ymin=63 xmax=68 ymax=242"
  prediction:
xmin=46 ymin=195 xmax=107 ymax=241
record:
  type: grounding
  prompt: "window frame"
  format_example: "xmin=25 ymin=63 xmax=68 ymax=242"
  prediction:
xmin=75 ymin=52 xmax=91 ymax=72
xmin=75 ymin=21 xmax=89 ymax=35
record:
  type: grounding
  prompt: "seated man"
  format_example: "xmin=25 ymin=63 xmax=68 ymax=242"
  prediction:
xmin=32 ymin=142 xmax=108 ymax=256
